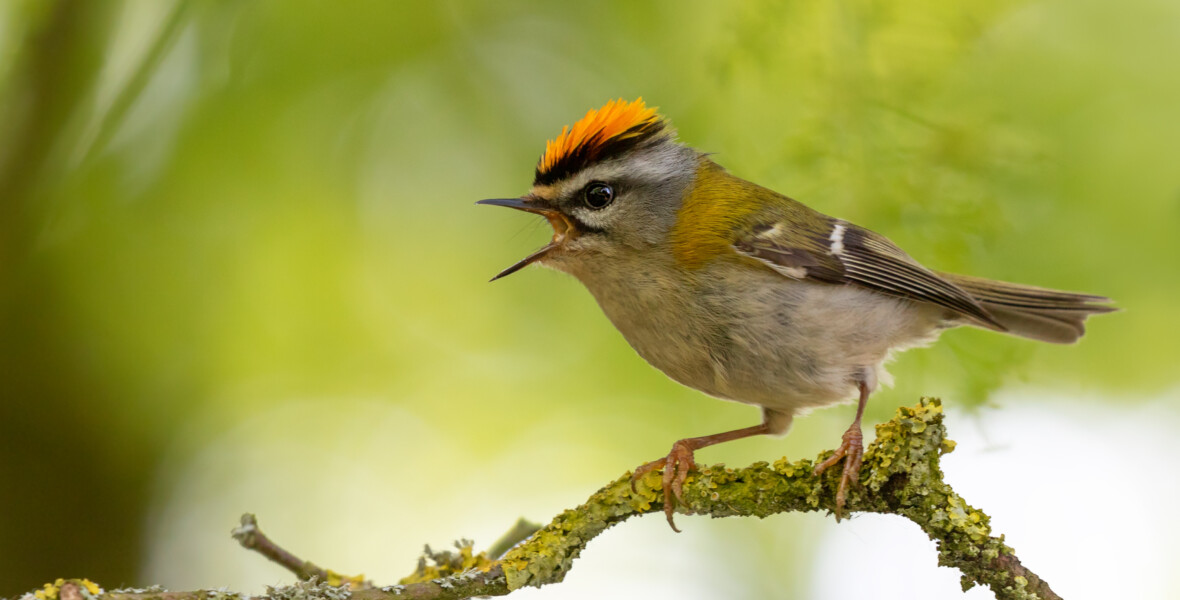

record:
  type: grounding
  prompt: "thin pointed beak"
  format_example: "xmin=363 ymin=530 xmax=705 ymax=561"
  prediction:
xmin=476 ymin=197 xmax=545 ymax=213
xmin=486 ymin=242 xmax=557 ymax=281
xmin=477 ymin=195 xmax=576 ymax=281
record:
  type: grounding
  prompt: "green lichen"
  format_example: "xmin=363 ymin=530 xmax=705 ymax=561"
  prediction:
xmin=398 ymin=540 xmax=496 ymax=585
xmin=35 ymin=399 xmax=1050 ymax=600
xmin=500 ymin=477 xmax=657 ymax=590
xmin=265 ymin=579 xmax=352 ymax=600
xmin=206 ymin=590 xmax=247 ymax=600
xmin=501 ymin=398 xmax=1057 ymax=600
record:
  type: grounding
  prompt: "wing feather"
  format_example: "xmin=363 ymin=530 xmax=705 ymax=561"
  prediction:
xmin=733 ymin=217 xmax=1002 ymax=328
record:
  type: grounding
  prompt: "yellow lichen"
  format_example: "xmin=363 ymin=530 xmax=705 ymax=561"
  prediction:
xmin=31 ymin=579 xmax=102 ymax=600
xmin=496 ymin=397 xmax=1038 ymax=599
xmin=772 ymin=457 xmax=799 ymax=476
xmin=399 ymin=540 xmax=496 ymax=585
xmin=34 ymin=579 xmax=64 ymax=600
xmin=324 ymin=570 xmax=366 ymax=589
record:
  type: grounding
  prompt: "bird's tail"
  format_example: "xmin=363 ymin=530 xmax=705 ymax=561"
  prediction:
xmin=939 ymin=272 xmax=1116 ymax=344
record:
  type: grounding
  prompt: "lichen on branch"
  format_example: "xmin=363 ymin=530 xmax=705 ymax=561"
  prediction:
xmin=14 ymin=398 xmax=1060 ymax=600
xmin=500 ymin=398 xmax=1056 ymax=599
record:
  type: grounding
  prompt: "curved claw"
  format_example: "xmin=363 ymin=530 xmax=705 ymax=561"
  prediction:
xmin=628 ymin=422 xmax=772 ymax=532
xmin=813 ymin=425 xmax=865 ymax=520
xmin=630 ymin=441 xmax=698 ymax=532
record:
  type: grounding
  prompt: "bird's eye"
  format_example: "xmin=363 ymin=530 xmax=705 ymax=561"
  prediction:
xmin=583 ymin=182 xmax=614 ymax=210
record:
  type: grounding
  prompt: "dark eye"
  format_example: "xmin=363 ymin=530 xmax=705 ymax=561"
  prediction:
xmin=583 ymin=182 xmax=614 ymax=210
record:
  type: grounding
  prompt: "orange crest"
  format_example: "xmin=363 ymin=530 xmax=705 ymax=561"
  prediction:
xmin=535 ymin=98 xmax=666 ymax=185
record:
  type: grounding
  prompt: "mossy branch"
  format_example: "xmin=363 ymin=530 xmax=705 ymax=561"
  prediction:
xmin=12 ymin=398 xmax=1059 ymax=600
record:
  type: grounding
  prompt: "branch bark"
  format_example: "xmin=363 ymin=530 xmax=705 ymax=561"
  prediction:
xmin=13 ymin=398 xmax=1060 ymax=600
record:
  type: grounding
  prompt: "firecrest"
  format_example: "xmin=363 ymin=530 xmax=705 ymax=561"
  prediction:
xmin=478 ymin=98 xmax=1113 ymax=529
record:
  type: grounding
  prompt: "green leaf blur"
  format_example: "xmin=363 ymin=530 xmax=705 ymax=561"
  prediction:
xmin=1 ymin=0 xmax=1177 ymax=596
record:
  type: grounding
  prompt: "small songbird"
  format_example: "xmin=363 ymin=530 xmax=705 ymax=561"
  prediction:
xmin=478 ymin=98 xmax=1113 ymax=529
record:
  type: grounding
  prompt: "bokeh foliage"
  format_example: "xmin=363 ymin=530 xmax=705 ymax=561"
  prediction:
xmin=1 ymin=0 xmax=1177 ymax=596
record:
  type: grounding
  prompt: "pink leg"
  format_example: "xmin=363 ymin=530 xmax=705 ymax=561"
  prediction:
xmin=631 ymin=421 xmax=772 ymax=532
xmin=813 ymin=380 xmax=870 ymax=520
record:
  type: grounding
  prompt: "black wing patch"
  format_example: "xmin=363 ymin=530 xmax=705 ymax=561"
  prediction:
xmin=733 ymin=219 xmax=1003 ymax=328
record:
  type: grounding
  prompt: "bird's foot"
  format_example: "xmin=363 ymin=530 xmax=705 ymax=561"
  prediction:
xmin=630 ymin=440 xmax=697 ymax=532
xmin=813 ymin=424 xmax=864 ymax=520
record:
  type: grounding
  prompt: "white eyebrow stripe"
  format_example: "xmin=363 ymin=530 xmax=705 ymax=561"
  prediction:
xmin=829 ymin=222 xmax=846 ymax=255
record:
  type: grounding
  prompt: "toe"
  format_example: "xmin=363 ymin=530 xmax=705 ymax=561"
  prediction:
xmin=630 ymin=459 xmax=662 ymax=494
xmin=670 ymin=445 xmax=695 ymax=503
xmin=665 ymin=505 xmax=681 ymax=533
xmin=663 ymin=454 xmax=684 ymax=533
xmin=814 ymin=447 xmax=846 ymax=476
xmin=661 ymin=455 xmax=676 ymax=494
xmin=834 ymin=481 xmax=849 ymax=520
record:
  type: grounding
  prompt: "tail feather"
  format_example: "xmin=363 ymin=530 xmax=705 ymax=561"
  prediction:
xmin=939 ymin=272 xmax=1116 ymax=344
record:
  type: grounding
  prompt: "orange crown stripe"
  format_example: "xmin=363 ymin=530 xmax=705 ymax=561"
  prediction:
xmin=538 ymin=98 xmax=662 ymax=175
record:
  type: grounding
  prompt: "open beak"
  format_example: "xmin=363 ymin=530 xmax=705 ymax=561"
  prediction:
xmin=476 ymin=196 xmax=577 ymax=281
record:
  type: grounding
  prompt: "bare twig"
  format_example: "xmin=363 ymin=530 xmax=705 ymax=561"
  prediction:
xmin=230 ymin=514 xmax=330 ymax=583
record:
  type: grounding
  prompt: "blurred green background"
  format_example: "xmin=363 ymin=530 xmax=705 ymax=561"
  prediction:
xmin=2 ymin=0 xmax=1178 ymax=598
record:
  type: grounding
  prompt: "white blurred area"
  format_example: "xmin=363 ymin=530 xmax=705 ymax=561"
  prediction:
xmin=810 ymin=388 xmax=1180 ymax=600
xmin=143 ymin=388 xmax=1180 ymax=599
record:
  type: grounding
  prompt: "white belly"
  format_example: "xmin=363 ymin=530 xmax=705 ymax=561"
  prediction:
xmin=560 ymin=253 xmax=946 ymax=424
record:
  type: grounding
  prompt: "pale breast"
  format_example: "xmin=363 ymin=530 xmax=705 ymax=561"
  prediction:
xmin=576 ymin=260 xmax=729 ymax=397
xmin=563 ymin=252 xmax=947 ymax=417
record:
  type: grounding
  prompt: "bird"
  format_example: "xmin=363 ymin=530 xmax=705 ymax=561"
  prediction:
xmin=477 ymin=98 xmax=1113 ymax=530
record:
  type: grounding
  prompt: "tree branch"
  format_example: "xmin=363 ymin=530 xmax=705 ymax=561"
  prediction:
xmin=12 ymin=398 xmax=1060 ymax=600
